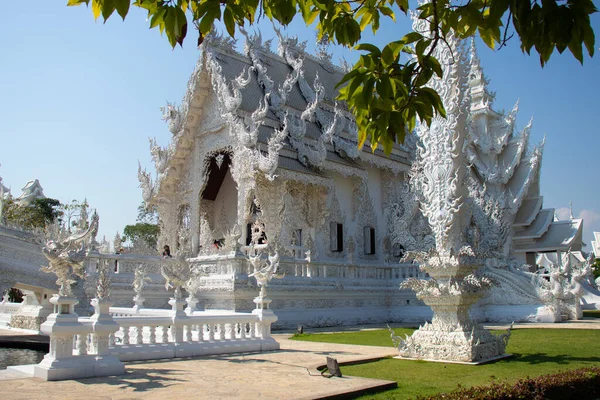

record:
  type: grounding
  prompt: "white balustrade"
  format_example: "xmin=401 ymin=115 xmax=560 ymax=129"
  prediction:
xmin=104 ymin=310 xmax=278 ymax=361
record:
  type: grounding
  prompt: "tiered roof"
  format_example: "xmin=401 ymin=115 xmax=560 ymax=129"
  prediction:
xmin=464 ymin=40 xmax=582 ymax=257
xmin=15 ymin=179 xmax=45 ymax=205
xmin=142 ymin=30 xmax=582 ymax=259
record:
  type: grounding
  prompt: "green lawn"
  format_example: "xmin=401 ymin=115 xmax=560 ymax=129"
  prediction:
xmin=291 ymin=329 xmax=600 ymax=399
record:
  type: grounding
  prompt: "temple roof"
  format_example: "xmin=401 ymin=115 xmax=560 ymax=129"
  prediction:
xmin=514 ymin=208 xmax=554 ymax=240
xmin=513 ymin=197 xmax=543 ymax=227
xmin=15 ymin=179 xmax=45 ymax=205
xmin=514 ymin=218 xmax=583 ymax=253
xmin=143 ymin=31 xmax=413 ymax=203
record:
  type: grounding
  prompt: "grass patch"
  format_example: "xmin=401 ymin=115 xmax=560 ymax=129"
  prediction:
xmin=583 ymin=310 xmax=600 ymax=318
xmin=292 ymin=329 xmax=600 ymax=399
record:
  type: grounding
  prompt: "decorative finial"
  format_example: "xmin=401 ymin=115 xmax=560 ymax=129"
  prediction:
xmin=569 ymin=201 xmax=574 ymax=220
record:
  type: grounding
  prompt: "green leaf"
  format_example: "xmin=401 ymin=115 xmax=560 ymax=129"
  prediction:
xmin=478 ymin=27 xmax=496 ymax=49
xmin=67 ymin=0 xmax=89 ymax=6
xmin=224 ymin=7 xmax=235 ymax=37
xmin=568 ymin=28 xmax=584 ymax=64
xmin=376 ymin=75 xmax=392 ymax=101
xmin=149 ymin=7 xmax=165 ymax=29
xmin=427 ymin=55 xmax=442 ymax=78
xmin=381 ymin=40 xmax=404 ymax=67
xmin=335 ymin=68 xmax=361 ymax=88
xmin=355 ymin=43 xmax=381 ymax=56
xmin=379 ymin=6 xmax=395 ymax=21
xmin=102 ymin=0 xmax=116 ymax=21
xmin=402 ymin=31 xmax=422 ymax=44
xmin=115 ymin=0 xmax=130 ymax=19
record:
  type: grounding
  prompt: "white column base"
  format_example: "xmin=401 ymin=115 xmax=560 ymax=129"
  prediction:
xmin=34 ymin=354 xmax=125 ymax=381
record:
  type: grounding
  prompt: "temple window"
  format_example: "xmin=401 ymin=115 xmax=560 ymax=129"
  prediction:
xmin=363 ymin=227 xmax=375 ymax=255
xmin=330 ymin=222 xmax=343 ymax=252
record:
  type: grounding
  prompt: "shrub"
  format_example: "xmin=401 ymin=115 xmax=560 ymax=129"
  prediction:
xmin=418 ymin=367 xmax=600 ymax=400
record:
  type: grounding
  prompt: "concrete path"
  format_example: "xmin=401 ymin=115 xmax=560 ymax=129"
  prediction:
xmin=0 ymin=334 xmax=397 ymax=400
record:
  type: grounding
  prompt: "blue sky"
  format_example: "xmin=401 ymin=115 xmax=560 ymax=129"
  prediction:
xmin=1 ymin=1 xmax=599 ymax=250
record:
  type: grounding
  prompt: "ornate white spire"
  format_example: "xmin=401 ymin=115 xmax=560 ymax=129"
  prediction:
xmin=468 ymin=39 xmax=495 ymax=111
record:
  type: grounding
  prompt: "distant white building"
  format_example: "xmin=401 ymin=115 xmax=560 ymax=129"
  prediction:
xmin=591 ymin=232 xmax=600 ymax=258
xmin=15 ymin=179 xmax=45 ymax=206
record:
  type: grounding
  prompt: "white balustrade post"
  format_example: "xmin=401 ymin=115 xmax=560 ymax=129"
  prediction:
xmin=169 ymin=297 xmax=187 ymax=343
xmin=251 ymin=290 xmax=279 ymax=350
xmin=34 ymin=295 xmax=84 ymax=380
xmin=90 ymin=298 xmax=125 ymax=375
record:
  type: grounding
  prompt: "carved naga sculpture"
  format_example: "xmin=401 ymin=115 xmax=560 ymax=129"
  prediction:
xmin=160 ymin=101 xmax=183 ymax=135
xmin=41 ymin=212 xmax=99 ymax=297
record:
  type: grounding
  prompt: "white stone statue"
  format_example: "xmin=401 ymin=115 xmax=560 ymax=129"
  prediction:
xmin=41 ymin=212 xmax=99 ymax=297
xmin=161 ymin=253 xmax=190 ymax=300
xmin=95 ymin=259 xmax=111 ymax=300
xmin=132 ymin=264 xmax=151 ymax=308
xmin=248 ymin=246 xmax=284 ymax=301
xmin=535 ymin=249 xmax=592 ymax=320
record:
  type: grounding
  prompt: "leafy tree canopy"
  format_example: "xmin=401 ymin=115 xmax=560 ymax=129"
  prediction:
xmin=123 ymin=222 xmax=160 ymax=249
xmin=68 ymin=0 xmax=596 ymax=153
xmin=59 ymin=198 xmax=90 ymax=230
xmin=122 ymin=201 xmax=160 ymax=249
xmin=4 ymin=197 xmax=63 ymax=230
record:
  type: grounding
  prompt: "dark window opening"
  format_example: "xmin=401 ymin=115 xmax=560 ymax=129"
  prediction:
xmin=330 ymin=222 xmax=343 ymax=252
xmin=364 ymin=227 xmax=376 ymax=255
xmin=201 ymin=153 xmax=231 ymax=201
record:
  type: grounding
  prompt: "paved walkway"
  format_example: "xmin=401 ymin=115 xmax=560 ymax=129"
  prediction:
xmin=0 ymin=334 xmax=397 ymax=400
xmin=0 ymin=319 xmax=598 ymax=400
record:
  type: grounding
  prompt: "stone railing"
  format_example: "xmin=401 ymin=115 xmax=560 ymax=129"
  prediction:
xmin=86 ymin=252 xmax=164 ymax=275
xmin=107 ymin=311 xmax=276 ymax=361
xmin=109 ymin=307 xmax=173 ymax=317
xmin=275 ymin=259 xmax=425 ymax=281
xmin=33 ymin=296 xmax=279 ymax=381
xmin=90 ymin=249 xmax=426 ymax=283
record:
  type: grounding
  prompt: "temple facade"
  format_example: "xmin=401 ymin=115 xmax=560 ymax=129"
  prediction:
xmin=133 ymin=31 xmax=583 ymax=328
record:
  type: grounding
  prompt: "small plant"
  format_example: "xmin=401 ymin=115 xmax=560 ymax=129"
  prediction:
xmin=7 ymin=288 xmax=23 ymax=303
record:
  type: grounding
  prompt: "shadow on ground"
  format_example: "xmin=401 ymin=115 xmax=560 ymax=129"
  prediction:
xmin=75 ymin=368 xmax=186 ymax=392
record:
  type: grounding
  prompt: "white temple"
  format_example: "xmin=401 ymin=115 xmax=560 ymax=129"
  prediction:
xmin=0 ymin=30 xmax=591 ymax=335
xmin=131 ymin=30 xmax=586 ymax=328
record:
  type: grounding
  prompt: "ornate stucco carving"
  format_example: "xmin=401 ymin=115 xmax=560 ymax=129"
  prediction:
xmin=275 ymin=29 xmax=358 ymax=161
xmin=386 ymin=180 xmax=434 ymax=253
xmin=394 ymin=24 xmax=512 ymax=362
xmin=42 ymin=212 xmax=99 ymax=297
xmin=353 ymin=179 xmax=379 ymax=260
